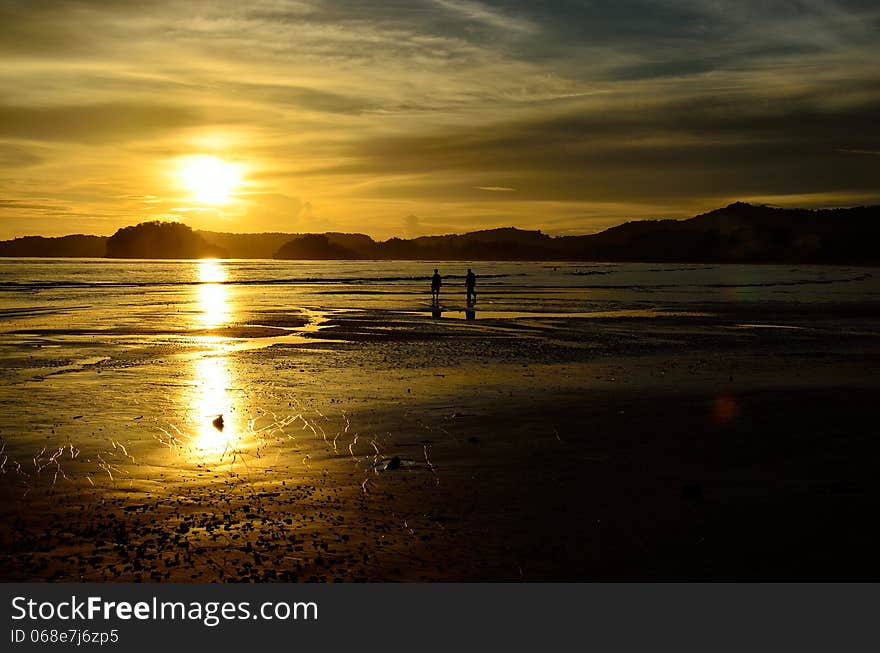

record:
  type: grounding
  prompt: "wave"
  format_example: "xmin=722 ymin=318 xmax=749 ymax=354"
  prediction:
xmin=569 ymin=270 xmax=615 ymax=276
xmin=0 ymin=273 xmax=515 ymax=290
xmin=570 ymin=273 xmax=872 ymax=290
xmin=646 ymin=266 xmax=715 ymax=272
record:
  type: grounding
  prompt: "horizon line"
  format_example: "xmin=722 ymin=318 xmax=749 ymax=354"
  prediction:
xmin=4 ymin=201 xmax=879 ymax=242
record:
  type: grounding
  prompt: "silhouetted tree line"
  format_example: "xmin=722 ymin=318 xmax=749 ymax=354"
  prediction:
xmin=553 ymin=203 xmax=880 ymax=264
xmin=105 ymin=221 xmax=226 ymax=259
xmin=0 ymin=235 xmax=106 ymax=258
xmin=274 ymin=234 xmax=356 ymax=259
xmin=272 ymin=204 xmax=880 ymax=263
xmin=3 ymin=203 xmax=879 ymax=263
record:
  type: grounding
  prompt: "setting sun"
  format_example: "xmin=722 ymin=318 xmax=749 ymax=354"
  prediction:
xmin=3 ymin=0 xmax=880 ymax=596
xmin=178 ymin=155 xmax=243 ymax=205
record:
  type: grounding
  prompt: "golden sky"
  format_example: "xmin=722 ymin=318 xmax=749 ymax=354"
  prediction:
xmin=1 ymin=0 xmax=879 ymax=239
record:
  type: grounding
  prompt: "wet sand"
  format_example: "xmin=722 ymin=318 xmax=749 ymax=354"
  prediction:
xmin=2 ymin=300 xmax=880 ymax=581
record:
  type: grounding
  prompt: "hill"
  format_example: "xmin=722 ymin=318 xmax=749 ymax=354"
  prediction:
xmin=378 ymin=228 xmax=558 ymax=260
xmin=556 ymin=203 xmax=880 ymax=264
xmin=275 ymin=204 xmax=880 ymax=263
xmin=0 ymin=234 xmax=107 ymax=257
xmin=2 ymin=203 xmax=879 ymax=263
xmin=274 ymin=234 xmax=357 ymax=259
xmin=106 ymin=221 xmax=226 ymax=259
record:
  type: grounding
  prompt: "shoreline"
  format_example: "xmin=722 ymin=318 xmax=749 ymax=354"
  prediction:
xmin=2 ymin=302 xmax=879 ymax=580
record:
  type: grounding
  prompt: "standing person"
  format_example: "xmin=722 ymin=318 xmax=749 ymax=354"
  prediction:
xmin=465 ymin=268 xmax=477 ymax=304
xmin=431 ymin=268 xmax=442 ymax=303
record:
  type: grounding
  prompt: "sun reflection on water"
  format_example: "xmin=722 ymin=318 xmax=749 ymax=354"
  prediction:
xmin=191 ymin=353 xmax=240 ymax=456
xmin=197 ymin=259 xmax=229 ymax=328
xmin=190 ymin=259 xmax=240 ymax=458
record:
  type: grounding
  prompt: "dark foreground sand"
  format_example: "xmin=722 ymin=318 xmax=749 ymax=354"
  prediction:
xmin=2 ymin=304 xmax=880 ymax=581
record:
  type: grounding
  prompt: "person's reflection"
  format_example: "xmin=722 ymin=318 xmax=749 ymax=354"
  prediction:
xmin=465 ymin=307 xmax=475 ymax=320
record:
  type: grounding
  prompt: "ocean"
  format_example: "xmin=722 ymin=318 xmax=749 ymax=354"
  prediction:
xmin=1 ymin=257 xmax=877 ymax=465
xmin=1 ymin=257 xmax=877 ymax=375
xmin=1 ymin=257 xmax=879 ymax=580
xmin=2 ymin=258 xmax=877 ymax=316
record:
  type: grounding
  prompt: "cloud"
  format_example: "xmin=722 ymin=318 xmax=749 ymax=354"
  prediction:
xmin=1 ymin=0 xmax=879 ymax=238
xmin=239 ymin=193 xmax=315 ymax=232
xmin=309 ymin=78 xmax=880 ymax=201
xmin=431 ymin=0 xmax=536 ymax=34
xmin=221 ymin=82 xmax=376 ymax=115
xmin=0 ymin=199 xmax=68 ymax=213
xmin=0 ymin=102 xmax=203 ymax=143
xmin=402 ymin=213 xmax=422 ymax=237
xmin=0 ymin=143 xmax=44 ymax=167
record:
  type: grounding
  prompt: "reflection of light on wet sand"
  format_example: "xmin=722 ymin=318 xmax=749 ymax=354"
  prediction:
xmin=410 ymin=309 xmax=714 ymax=320
xmin=197 ymin=260 xmax=229 ymax=328
xmin=191 ymin=260 xmax=237 ymax=457
xmin=734 ymin=323 xmax=804 ymax=330
xmin=191 ymin=353 xmax=239 ymax=456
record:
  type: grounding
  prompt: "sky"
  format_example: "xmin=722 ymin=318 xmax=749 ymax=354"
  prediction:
xmin=1 ymin=0 xmax=878 ymax=239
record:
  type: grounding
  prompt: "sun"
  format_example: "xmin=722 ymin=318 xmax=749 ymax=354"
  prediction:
xmin=178 ymin=155 xmax=243 ymax=205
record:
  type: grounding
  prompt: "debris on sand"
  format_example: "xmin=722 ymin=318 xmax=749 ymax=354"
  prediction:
xmin=372 ymin=455 xmax=430 ymax=473
xmin=212 ymin=415 xmax=224 ymax=431
xmin=372 ymin=455 xmax=426 ymax=472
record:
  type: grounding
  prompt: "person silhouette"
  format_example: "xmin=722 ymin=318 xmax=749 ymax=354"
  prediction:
xmin=431 ymin=268 xmax=442 ymax=303
xmin=465 ymin=268 xmax=476 ymax=304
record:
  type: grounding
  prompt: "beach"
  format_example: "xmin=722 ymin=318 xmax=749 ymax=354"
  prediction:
xmin=1 ymin=259 xmax=879 ymax=580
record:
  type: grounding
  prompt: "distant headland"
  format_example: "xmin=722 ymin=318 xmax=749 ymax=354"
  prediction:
xmin=2 ymin=203 xmax=879 ymax=264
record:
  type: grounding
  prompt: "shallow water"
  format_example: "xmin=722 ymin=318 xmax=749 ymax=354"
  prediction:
xmin=1 ymin=258 xmax=876 ymax=340
xmin=2 ymin=258 xmax=880 ymax=581
xmin=0 ymin=258 xmax=878 ymax=496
